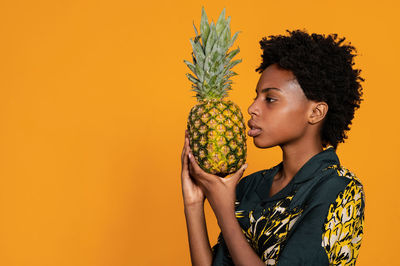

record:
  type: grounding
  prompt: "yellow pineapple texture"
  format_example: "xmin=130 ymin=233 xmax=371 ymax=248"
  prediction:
xmin=184 ymin=7 xmax=247 ymax=177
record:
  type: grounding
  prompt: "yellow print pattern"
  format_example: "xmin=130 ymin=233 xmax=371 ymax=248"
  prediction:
xmin=235 ymin=194 xmax=303 ymax=265
xmin=321 ymin=164 xmax=365 ymax=266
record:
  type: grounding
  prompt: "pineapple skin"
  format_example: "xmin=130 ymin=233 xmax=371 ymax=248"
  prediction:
xmin=187 ymin=98 xmax=247 ymax=177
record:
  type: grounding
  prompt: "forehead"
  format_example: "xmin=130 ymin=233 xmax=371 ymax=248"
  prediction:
xmin=256 ymin=64 xmax=300 ymax=93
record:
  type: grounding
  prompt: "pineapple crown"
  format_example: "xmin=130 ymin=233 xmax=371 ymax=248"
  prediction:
xmin=183 ymin=7 xmax=242 ymax=102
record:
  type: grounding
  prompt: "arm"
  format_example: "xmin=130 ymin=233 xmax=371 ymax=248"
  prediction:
xmin=186 ymin=150 xmax=265 ymax=266
xmin=214 ymin=207 xmax=265 ymax=266
xmin=321 ymin=178 xmax=365 ymax=265
xmin=184 ymin=202 xmax=213 ymax=266
xmin=181 ymin=130 xmax=212 ymax=266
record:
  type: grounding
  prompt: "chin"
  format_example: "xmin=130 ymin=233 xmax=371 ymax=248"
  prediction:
xmin=253 ymin=136 xmax=276 ymax=149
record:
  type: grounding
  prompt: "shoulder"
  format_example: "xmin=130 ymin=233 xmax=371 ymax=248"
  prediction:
xmin=325 ymin=164 xmax=365 ymax=205
xmin=311 ymin=164 xmax=365 ymax=207
xmin=318 ymin=164 xmax=366 ymax=220
xmin=325 ymin=164 xmax=364 ymax=187
xmin=277 ymin=164 xmax=366 ymax=265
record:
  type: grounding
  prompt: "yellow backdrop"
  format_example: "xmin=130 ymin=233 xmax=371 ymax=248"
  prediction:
xmin=0 ymin=0 xmax=398 ymax=265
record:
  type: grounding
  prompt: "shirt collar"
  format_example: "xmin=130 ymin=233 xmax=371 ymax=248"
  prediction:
xmin=255 ymin=146 xmax=340 ymax=200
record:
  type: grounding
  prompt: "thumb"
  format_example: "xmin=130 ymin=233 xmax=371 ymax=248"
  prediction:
xmin=229 ymin=163 xmax=248 ymax=183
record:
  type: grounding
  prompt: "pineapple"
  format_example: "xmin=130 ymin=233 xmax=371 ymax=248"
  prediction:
xmin=183 ymin=7 xmax=247 ymax=177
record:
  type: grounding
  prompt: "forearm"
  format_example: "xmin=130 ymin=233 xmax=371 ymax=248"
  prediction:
xmin=184 ymin=203 xmax=213 ymax=266
xmin=217 ymin=210 xmax=265 ymax=266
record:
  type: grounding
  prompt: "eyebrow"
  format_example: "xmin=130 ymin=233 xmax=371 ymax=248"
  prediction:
xmin=255 ymin=87 xmax=282 ymax=93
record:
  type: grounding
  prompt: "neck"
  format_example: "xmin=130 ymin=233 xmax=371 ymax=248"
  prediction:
xmin=276 ymin=138 xmax=324 ymax=182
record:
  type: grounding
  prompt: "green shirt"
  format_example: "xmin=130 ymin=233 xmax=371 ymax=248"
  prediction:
xmin=211 ymin=146 xmax=365 ymax=265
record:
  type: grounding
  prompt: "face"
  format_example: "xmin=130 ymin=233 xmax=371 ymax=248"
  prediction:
xmin=247 ymin=63 xmax=316 ymax=149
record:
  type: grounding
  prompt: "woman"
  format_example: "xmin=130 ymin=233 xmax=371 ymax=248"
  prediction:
xmin=180 ymin=29 xmax=365 ymax=265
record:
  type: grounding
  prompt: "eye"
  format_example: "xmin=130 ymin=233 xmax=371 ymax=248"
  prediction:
xmin=266 ymin=97 xmax=276 ymax=103
xmin=253 ymin=96 xmax=276 ymax=103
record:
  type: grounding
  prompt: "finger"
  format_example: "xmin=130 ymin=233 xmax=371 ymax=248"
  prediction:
xmin=227 ymin=163 xmax=248 ymax=183
xmin=187 ymin=151 xmax=197 ymax=175
xmin=181 ymin=141 xmax=185 ymax=164
xmin=188 ymin=150 xmax=197 ymax=168
xmin=183 ymin=136 xmax=190 ymax=164
xmin=182 ymin=137 xmax=190 ymax=173
xmin=187 ymin=150 xmax=194 ymax=172
xmin=181 ymin=130 xmax=189 ymax=162
xmin=181 ymin=131 xmax=185 ymax=157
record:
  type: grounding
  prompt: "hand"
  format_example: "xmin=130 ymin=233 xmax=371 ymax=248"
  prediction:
xmin=187 ymin=148 xmax=248 ymax=219
xmin=181 ymin=129 xmax=206 ymax=207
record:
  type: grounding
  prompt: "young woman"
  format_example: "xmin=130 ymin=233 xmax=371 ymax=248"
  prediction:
xmin=180 ymin=29 xmax=365 ymax=265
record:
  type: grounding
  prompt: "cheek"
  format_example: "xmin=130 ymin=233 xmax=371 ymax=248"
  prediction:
xmin=261 ymin=105 xmax=308 ymax=138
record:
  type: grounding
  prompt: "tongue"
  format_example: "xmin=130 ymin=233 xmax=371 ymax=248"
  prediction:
xmin=248 ymin=128 xmax=262 ymax=137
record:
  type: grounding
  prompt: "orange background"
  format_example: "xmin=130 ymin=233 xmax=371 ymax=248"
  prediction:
xmin=0 ymin=0 xmax=398 ymax=265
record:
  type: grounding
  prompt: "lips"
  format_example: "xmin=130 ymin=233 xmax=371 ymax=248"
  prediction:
xmin=247 ymin=120 xmax=262 ymax=137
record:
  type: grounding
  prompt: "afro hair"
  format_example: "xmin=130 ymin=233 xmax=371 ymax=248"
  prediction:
xmin=256 ymin=29 xmax=364 ymax=150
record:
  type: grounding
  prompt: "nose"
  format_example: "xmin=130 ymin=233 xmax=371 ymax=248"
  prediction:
xmin=247 ymin=100 xmax=257 ymax=116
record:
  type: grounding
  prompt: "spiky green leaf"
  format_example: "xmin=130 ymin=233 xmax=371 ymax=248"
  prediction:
xmin=186 ymin=73 xmax=200 ymax=84
xmin=215 ymin=7 xmax=226 ymax=35
xmin=225 ymin=47 xmax=240 ymax=63
xmin=192 ymin=20 xmax=199 ymax=36
xmin=200 ymin=7 xmax=210 ymax=48
xmin=228 ymin=31 xmax=241 ymax=49
xmin=184 ymin=7 xmax=241 ymax=101
xmin=194 ymin=62 xmax=205 ymax=82
xmin=183 ymin=59 xmax=197 ymax=76
xmin=226 ymin=59 xmax=242 ymax=71
xmin=189 ymin=38 xmax=205 ymax=70
xmin=204 ymin=22 xmax=218 ymax=58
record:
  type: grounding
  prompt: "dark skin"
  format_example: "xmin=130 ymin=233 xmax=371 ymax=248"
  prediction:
xmin=181 ymin=63 xmax=328 ymax=265
xmin=249 ymin=63 xmax=328 ymax=196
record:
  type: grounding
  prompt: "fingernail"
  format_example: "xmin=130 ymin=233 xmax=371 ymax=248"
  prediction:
xmin=243 ymin=164 xmax=248 ymax=169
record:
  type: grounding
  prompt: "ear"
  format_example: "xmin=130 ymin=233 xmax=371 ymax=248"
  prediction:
xmin=308 ymin=101 xmax=328 ymax=125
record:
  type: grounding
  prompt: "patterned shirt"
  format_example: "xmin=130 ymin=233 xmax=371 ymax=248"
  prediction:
xmin=211 ymin=146 xmax=365 ymax=265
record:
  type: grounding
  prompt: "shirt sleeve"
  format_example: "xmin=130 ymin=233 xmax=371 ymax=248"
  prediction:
xmin=277 ymin=176 xmax=366 ymax=266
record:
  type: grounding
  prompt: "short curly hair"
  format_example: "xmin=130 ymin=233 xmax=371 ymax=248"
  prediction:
xmin=256 ymin=29 xmax=364 ymax=150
